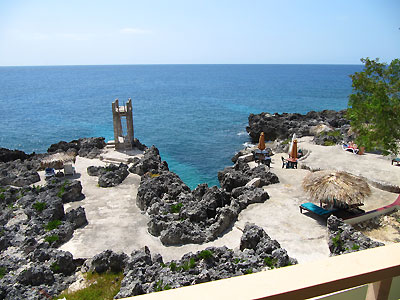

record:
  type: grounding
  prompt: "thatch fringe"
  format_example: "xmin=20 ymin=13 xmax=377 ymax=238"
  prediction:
xmin=302 ymin=170 xmax=371 ymax=207
xmin=40 ymin=153 xmax=76 ymax=169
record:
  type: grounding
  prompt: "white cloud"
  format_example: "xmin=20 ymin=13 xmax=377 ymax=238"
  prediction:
xmin=120 ymin=27 xmax=152 ymax=35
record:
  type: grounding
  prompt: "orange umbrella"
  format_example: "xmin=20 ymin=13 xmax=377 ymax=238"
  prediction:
xmin=258 ymin=132 xmax=266 ymax=151
xmin=290 ymin=139 xmax=298 ymax=159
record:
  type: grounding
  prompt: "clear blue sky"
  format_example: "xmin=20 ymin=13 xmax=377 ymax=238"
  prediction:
xmin=0 ymin=0 xmax=399 ymax=66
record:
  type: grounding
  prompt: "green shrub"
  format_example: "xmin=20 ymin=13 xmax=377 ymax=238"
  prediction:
xmin=0 ymin=193 xmax=5 ymax=201
xmin=188 ymin=257 xmax=196 ymax=269
xmin=154 ymin=280 xmax=171 ymax=292
xmin=321 ymin=130 xmax=341 ymax=137
xmin=332 ymin=233 xmax=343 ymax=249
xmin=0 ymin=267 xmax=6 ymax=279
xmin=45 ymin=220 xmax=62 ymax=231
xmin=198 ymin=250 xmax=213 ymax=260
xmin=264 ymin=257 xmax=277 ymax=268
xmin=351 ymin=243 xmax=360 ymax=250
xmin=244 ymin=268 xmax=253 ymax=274
xmin=54 ymin=271 xmax=123 ymax=300
xmin=33 ymin=185 xmax=42 ymax=192
xmin=182 ymin=258 xmax=196 ymax=271
xmin=281 ymin=139 xmax=291 ymax=145
xmin=33 ymin=201 xmax=47 ymax=212
xmin=57 ymin=180 xmax=70 ymax=198
xmin=233 ymin=258 xmax=240 ymax=264
xmin=45 ymin=235 xmax=59 ymax=244
xmin=154 ymin=280 xmax=163 ymax=292
xmin=169 ymin=262 xmax=177 ymax=272
xmin=16 ymin=190 xmax=24 ymax=199
xmin=323 ymin=140 xmax=336 ymax=146
xmin=170 ymin=203 xmax=183 ymax=214
xmin=51 ymin=262 xmax=61 ymax=272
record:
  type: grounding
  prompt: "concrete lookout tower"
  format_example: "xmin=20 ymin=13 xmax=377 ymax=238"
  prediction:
xmin=112 ymin=98 xmax=134 ymax=150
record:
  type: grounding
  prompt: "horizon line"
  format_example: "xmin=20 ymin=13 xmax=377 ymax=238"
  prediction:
xmin=0 ymin=62 xmax=364 ymax=67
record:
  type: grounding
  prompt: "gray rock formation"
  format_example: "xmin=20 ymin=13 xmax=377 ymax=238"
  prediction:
xmin=0 ymin=158 xmax=41 ymax=187
xmin=327 ymin=215 xmax=384 ymax=256
xmin=115 ymin=224 xmax=297 ymax=298
xmin=218 ymin=162 xmax=279 ymax=192
xmin=246 ymin=110 xmax=349 ymax=143
xmin=83 ymin=249 xmax=129 ymax=274
xmin=128 ymin=146 xmax=169 ymax=176
xmin=87 ymin=163 xmax=129 ymax=187
xmin=47 ymin=137 xmax=106 ymax=158
xmin=134 ymin=146 xmax=278 ymax=246
xmin=0 ymin=148 xmax=34 ymax=163
xmin=0 ymin=179 xmax=88 ymax=299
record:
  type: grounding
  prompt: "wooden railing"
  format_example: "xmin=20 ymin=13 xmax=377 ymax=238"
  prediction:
xmin=124 ymin=243 xmax=400 ymax=300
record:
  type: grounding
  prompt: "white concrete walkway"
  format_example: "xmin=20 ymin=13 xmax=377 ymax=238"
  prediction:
xmin=56 ymin=139 xmax=399 ymax=263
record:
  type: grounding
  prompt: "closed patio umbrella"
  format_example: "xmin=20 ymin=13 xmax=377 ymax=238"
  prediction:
xmin=290 ymin=139 xmax=298 ymax=159
xmin=258 ymin=132 xmax=266 ymax=151
xmin=288 ymin=133 xmax=296 ymax=154
xmin=302 ymin=170 xmax=371 ymax=208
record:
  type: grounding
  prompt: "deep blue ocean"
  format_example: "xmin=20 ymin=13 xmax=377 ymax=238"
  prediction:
xmin=0 ymin=64 xmax=362 ymax=189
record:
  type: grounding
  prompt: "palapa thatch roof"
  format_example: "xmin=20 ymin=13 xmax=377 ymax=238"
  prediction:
xmin=40 ymin=153 xmax=76 ymax=169
xmin=302 ymin=170 xmax=371 ymax=208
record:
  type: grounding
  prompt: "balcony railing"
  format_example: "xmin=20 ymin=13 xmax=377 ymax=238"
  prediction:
xmin=123 ymin=243 xmax=400 ymax=300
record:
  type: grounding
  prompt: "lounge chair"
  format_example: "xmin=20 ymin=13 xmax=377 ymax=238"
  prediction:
xmin=64 ymin=164 xmax=76 ymax=176
xmin=392 ymin=158 xmax=400 ymax=166
xmin=281 ymin=157 xmax=287 ymax=168
xmin=45 ymin=168 xmax=55 ymax=179
xmin=253 ymin=151 xmax=271 ymax=168
xmin=342 ymin=143 xmax=359 ymax=154
xmin=299 ymin=202 xmax=337 ymax=218
xmin=282 ymin=156 xmax=297 ymax=169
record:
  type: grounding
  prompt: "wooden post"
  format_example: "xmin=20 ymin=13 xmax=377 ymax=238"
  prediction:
xmin=366 ymin=278 xmax=392 ymax=300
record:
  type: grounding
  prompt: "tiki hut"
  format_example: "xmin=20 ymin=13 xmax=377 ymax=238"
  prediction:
xmin=302 ymin=170 xmax=371 ymax=208
xmin=40 ymin=153 xmax=76 ymax=170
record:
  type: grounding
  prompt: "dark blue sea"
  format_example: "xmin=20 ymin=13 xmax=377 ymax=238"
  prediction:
xmin=0 ymin=64 xmax=362 ymax=189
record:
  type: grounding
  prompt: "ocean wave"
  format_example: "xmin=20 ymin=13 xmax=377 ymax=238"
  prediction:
xmin=242 ymin=142 xmax=255 ymax=148
xmin=237 ymin=131 xmax=249 ymax=136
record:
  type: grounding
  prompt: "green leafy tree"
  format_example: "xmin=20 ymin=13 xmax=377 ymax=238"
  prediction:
xmin=347 ymin=58 xmax=400 ymax=155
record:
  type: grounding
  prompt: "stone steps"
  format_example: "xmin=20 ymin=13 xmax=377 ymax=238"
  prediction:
xmin=100 ymin=156 xmax=129 ymax=164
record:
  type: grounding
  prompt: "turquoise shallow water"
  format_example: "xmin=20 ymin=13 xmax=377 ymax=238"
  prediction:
xmin=0 ymin=64 xmax=362 ymax=189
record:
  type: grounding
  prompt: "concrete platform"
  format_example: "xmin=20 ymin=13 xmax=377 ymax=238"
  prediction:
xmin=53 ymin=138 xmax=400 ymax=264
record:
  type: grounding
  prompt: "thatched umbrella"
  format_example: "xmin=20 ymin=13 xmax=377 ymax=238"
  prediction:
xmin=258 ymin=132 xmax=266 ymax=151
xmin=302 ymin=170 xmax=371 ymax=208
xmin=40 ymin=153 xmax=76 ymax=170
